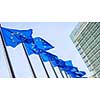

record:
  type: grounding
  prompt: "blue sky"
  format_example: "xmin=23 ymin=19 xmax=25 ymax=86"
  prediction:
xmin=0 ymin=22 xmax=91 ymax=77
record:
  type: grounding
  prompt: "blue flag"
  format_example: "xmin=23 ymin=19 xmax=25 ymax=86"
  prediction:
xmin=24 ymin=40 xmax=43 ymax=55
xmin=57 ymin=59 xmax=65 ymax=67
xmin=67 ymin=71 xmax=82 ymax=78
xmin=75 ymin=71 xmax=86 ymax=76
xmin=57 ymin=59 xmax=73 ymax=68
xmin=40 ymin=51 xmax=58 ymax=62
xmin=40 ymin=51 xmax=62 ymax=67
xmin=34 ymin=37 xmax=54 ymax=50
xmin=59 ymin=60 xmax=73 ymax=68
xmin=24 ymin=37 xmax=54 ymax=55
xmin=61 ymin=66 xmax=75 ymax=72
xmin=1 ymin=27 xmax=33 ymax=48
xmin=50 ymin=58 xmax=74 ymax=70
xmin=50 ymin=59 xmax=59 ymax=67
xmin=48 ymin=58 xmax=74 ymax=69
xmin=70 ymin=67 xmax=79 ymax=72
xmin=56 ymin=59 xmax=86 ymax=78
xmin=66 ymin=68 xmax=86 ymax=78
xmin=56 ymin=59 xmax=73 ymax=71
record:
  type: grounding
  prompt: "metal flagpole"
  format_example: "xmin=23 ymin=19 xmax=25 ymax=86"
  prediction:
xmin=64 ymin=71 xmax=69 ymax=78
xmin=49 ymin=61 xmax=58 ymax=78
xmin=22 ymin=43 xmax=37 ymax=78
xmin=64 ymin=71 xmax=71 ymax=78
xmin=58 ymin=67 xmax=64 ymax=78
xmin=38 ymin=54 xmax=50 ymax=78
xmin=0 ymin=24 xmax=16 ymax=78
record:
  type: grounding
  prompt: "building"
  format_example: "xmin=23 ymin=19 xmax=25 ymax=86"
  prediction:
xmin=70 ymin=22 xmax=100 ymax=78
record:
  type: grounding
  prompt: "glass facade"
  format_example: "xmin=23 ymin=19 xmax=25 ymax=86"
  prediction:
xmin=70 ymin=22 xmax=100 ymax=78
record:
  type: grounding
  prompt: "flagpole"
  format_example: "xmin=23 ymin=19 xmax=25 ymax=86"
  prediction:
xmin=64 ymin=71 xmax=71 ymax=78
xmin=39 ymin=54 xmax=50 ymax=78
xmin=49 ymin=61 xmax=58 ymax=78
xmin=22 ymin=43 xmax=37 ymax=78
xmin=64 ymin=71 xmax=69 ymax=78
xmin=0 ymin=24 xmax=16 ymax=78
xmin=58 ymin=67 xmax=64 ymax=78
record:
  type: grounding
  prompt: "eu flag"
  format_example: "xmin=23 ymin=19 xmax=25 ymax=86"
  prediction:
xmin=1 ymin=27 xmax=33 ymax=48
xmin=50 ymin=58 xmax=73 ymax=71
xmin=75 ymin=71 xmax=86 ymax=76
xmin=50 ymin=59 xmax=59 ymax=67
xmin=57 ymin=59 xmax=65 ymax=67
xmin=34 ymin=37 xmax=54 ymax=50
xmin=49 ymin=59 xmax=73 ymax=69
xmin=70 ymin=67 xmax=79 ymax=72
xmin=61 ymin=65 xmax=73 ymax=72
xmin=67 ymin=71 xmax=82 ymax=78
xmin=48 ymin=58 xmax=73 ymax=68
xmin=24 ymin=40 xmax=43 ymax=55
xmin=40 ymin=51 xmax=58 ymax=62
xmin=57 ymin=59 xmax=86 ymax=78
xmin=66 ymin=68 xmax=86 ymax=78
xmin=56 ymin=59 xmax=73 ymax=71
xmin=24 ymin=37 xmax=54 ymax=55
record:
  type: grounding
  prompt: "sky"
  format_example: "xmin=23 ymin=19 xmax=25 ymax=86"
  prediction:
xmin=0 ymin=22 xmax=91 ymax=77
